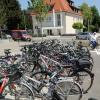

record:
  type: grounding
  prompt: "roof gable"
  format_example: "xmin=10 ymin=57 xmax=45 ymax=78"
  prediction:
xmin=45 ymin=0 xmax=72 ymax=12
xmin=45 ymin=0 xmax=82 ymax=16
xmin=31 ymin=0 xmax=82 ymax=16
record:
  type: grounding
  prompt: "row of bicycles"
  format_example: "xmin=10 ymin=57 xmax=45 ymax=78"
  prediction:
xmin=0 ymin=39 xmax=94 ymax=100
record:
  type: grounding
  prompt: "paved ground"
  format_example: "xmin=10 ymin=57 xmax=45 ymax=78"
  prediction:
xmin=82 ymin=50 xmax=100 ymax=100
xmin=0 ymin=38 xmax=100 ymax=100
xmin=0 ymin=40 xmax=32 ymax=55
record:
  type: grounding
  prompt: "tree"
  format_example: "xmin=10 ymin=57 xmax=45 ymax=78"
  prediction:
xmin=80 ymin=3 xmax=92 ymax=31
xmin=19 ymin=10 xmax=32 ymax=29
xmin=0 ymin=0 xmax=21 ymax=30
xmin=30 ymin=0 xmax=50 ymax=35
xmin=27 ymin=1 xmax=33 ymax=10
xmin=99 ymin=16 xmax=100 ymax=27
xmin=91 ymin=6 xmax=100 ymax=32
xmin=6 ymin=0 xmax=21 ymax=29
xmin=72 ymin=22 xmax=83 ymax=32
xmin=0 ymin=1 xmax=7 ymax=39
xmin=0 ymin=4 xmax=6 ymax=27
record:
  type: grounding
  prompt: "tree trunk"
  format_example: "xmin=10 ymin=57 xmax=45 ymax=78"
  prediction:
xmin=88 ymin=19 xmax=90 ymax=32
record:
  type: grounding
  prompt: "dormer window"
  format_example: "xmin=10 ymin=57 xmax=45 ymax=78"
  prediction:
xmin=75 ymin=9 xmax=77 ymax=12
xmin=77 ymin=9 xmax=78 ymax=13
xmin=67 ymin=0 xmax=73 ymax=6
xmin=74 ymin=8 xmax=76 ymax=12
xmin=73 ymin=8 xmax=78 ymax=13
xmin=69 ymin=2 xmax=72 ymax=5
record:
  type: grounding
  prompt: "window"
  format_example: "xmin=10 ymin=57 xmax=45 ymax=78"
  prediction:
xmin=47 ymin=29 xmax=53 ymax=35
xmin=48 ymin=17 xmax=51 ymax=21
xmin=37 ymin=28 xmax=40 ymax=34
xmin=46 ymin=17 xmax=51 ymax=22
xmin=47 ymin=30 xmax=49 ymax=35
xmin=77 ymin=9 xmax=78 ymax=13
xmin=35 ymin=26 xmax=38 ymax=29
xmin=57 ymin=14 xmax=61 ymax=26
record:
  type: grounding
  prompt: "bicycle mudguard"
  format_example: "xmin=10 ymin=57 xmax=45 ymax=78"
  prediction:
xmin=79 ymin=59 xmax=92 ymax=66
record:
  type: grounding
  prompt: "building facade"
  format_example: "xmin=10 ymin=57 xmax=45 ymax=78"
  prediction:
xmin=31 ymin=0 xmax=83 ymax=36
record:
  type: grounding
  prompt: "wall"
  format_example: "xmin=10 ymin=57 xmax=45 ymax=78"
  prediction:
xmin=31 ymin=12 xmax=83 ymax=35
xmin=65 ymin=13 xmax=83 ymax=34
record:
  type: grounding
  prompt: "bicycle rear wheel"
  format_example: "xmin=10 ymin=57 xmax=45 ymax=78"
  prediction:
xmin=71 ymin=69 xmax=94 ymax=93
xmin=55 ymin=79 xmax=82 ymax=100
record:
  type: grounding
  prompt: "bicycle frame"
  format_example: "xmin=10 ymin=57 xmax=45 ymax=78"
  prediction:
xmin=0 ymin=76 xmax=8 ymax=94
xmin=23 ymin=75 xmax=45 ymax=93
xmin=0 ymin=69 xmax=23 ymax=95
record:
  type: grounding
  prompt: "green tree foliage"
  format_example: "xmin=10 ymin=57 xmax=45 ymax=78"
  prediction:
xmin=99 ymin=16 xmax=100 ymax=27
xmin=30 ymin=0 xmax=50 ymax=35
xmin=27 ymin=1 xmax=33 ymax=10
xmin=6 ymin=0 xmax=21 ymax=29
xmin=91 ymin=6 xmax=100 ymax=32
xmin=0 ymin=0 xmax=21 ymax=29
xmin=0 ymin=1 xmax=7 ymax=39
xmin=72 ymin=22 xmax=83 ymax=30
xmin=89 ymin=25 xmax=95 ymax=32
xmin=80 ymin=3 xmax=92 ymax=20
xmin=0 ymin=1 xmax=7 ymax=27
xmin=31 ymin=0 xmax=50 ymax=22
xmin=80 ymin=3 xmax=92 ymax=31
xmin=19 ymin=10 xmax=32 ymax=29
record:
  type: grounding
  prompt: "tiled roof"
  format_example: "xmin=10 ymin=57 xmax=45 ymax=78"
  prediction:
xmin=45 ymin=0 xmax=72 ymax=12
xmin=31 ymin=0 xmax=82 ymax=16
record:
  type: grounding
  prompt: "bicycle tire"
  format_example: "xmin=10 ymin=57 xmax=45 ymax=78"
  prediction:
xmin=70 ymin=69 xmax=94 ymax=93
xmin=14 ymin=82 xmax=34 ymax=100
xmin=31 ymin=71 xmax=83 ymax=100
xmin=55 ymin=79 xmax=82 ymax=100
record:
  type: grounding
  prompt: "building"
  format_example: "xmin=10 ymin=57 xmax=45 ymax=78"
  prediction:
xmin=31 ymin=0 xmax=83 ymax=36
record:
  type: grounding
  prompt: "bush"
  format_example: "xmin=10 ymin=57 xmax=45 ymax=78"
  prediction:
xmin=89 ymin=25 xmax=95 ymax=32
xmin=72 ymin=22 xmax=83 ymax=30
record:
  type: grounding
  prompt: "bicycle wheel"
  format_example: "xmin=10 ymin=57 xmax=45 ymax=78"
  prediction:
xmin=71 ymin=69 xmax=94 ymax=93
xmin=31 ymin=71 xmax=53 ymax=100
xmin=14 ymin=82 xmax=34 ymax=100
xmin=55 ymin=79 xmax=82 ymax=100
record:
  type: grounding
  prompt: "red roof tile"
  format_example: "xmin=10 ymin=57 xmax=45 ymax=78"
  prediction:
xmin=31 ymin=0 xmax=82 ymax=16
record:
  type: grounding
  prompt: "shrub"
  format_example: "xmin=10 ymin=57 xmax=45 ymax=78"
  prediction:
xmin=72 ymin=22 xmax=83 ymax=30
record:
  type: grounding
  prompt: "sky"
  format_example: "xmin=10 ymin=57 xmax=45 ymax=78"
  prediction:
xmin=73 ymin=0 xmax=100 ymax=11
xmin=18 ymin=0 xmax=100 ymax=12
xmin=18 ymin=0 xmax=29 ymax=10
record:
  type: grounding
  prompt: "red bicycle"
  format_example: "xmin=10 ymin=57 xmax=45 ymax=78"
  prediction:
xmin=0 ymin=64 xmax=23 ymax=99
